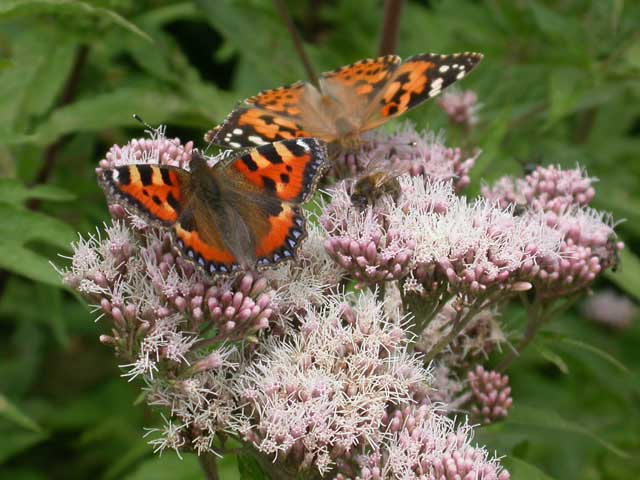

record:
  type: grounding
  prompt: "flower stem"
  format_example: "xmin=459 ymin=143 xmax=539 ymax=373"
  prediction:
xmin=496 ymin=292 xmax=582 ymax=372
xmin=496 ymin=296 xmax=543 ymax=372
xmin=378 ymin=0 xmax=405 ymax=56
xmin=421 ymin=291 xmax=504 ymax=363
xmin=272 ymin=0 xmax=318 ymax=87
xmin=198 ymin=452 xmax=220 ymax=480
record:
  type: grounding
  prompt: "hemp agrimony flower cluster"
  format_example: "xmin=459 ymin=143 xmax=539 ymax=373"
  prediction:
xmin=58 ymin=89 xmax=622 ymax=479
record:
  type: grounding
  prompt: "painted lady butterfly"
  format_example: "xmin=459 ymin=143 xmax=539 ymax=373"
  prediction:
xmin=206 ymin=52 xmax=483 ymax=150
xmin=98 ymin=138 xmax=328 ymax=274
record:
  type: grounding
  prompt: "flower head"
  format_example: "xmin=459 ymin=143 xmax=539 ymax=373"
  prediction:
xmin=482 ymin=164 xmax=596 ymax=214
xmin=468 ymin=366 xmax=513 ymax=424
xmin=437 ymin=89 xmax=481 ymax=130
xmin=332 ymin=122 xmax=477 ymax=192
xmin=233 ymin=291 xmax=427 ymax=475
xmin=581 ymin=289 xmax=636 ymax=330
xmin=336 ymin=404 xmax=510 ymax=480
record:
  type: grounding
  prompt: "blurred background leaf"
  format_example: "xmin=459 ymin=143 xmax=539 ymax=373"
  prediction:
xmin=0 ymin=0 xmax=638 ymax=479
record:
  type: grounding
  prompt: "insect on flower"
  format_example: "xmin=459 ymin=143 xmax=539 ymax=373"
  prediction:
xmin=206 ymin=52 xmax=483 ymax=152
xmin=97 ymin=139 xmax=328 ymax=275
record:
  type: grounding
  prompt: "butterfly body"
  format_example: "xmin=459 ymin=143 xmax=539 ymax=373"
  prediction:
xmin=208 ymin=53 xmax=483 ymax=151
xmin=98 ymin=139 xmax=328 ymax=275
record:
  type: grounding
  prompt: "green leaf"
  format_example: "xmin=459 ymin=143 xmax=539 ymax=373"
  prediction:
xmin=0 ymin=203 xmax=75 ymax=286
xmin=123 ymin=453 xmax=204 ymax=480
xmin=103 ymin=442 xmax=152 ymax=480
xmin=0 ymin=394 xmax=43 ymax=432
xmin=473 ymin=107 xmax=511 ymax=181
xmin=195 ymin=0 xmax=306 ymax=90
xmin=0 ymin=27 xmax=76 ymax=135
xmin=534 ymin=344 xmax=569 ymax=374
xmin=507 ymin=405 xmax=629 ymax=459
xmin=31 ymin=86 xmax=194 ymax=146
xmin=237 ymin=453 xmax=267 ymax=480
xmin=0 ymin=0 xmax=151 ymax=42
xmin=34 ymin=284 xmax=68 ymax=348
xmin=0 ymin=178 xmax=75 ymax=208
xmin=548 ymin=335 xmax=631 ymax=376
xmin=547 ymin=67 xmax=587 ymax=127
xmin=0 ymin=426 xmax=49 ymax=463
xmin=605 ymin=248 xmax=640 ymax=302
xmin=503 ymin=456 xmax=557 ymax=479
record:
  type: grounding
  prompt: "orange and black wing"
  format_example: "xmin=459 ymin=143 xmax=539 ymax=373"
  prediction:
xmin=172 ymin=204 xmax=242 ymax=275
xmin=98 ymin=164 xmax=188 ymax=225
xmin=363 ymin=52 xmax=483 ymax=130
xmin=318 ymin=55 xmax=401 ymax=123
xmin=223 ymin=138 xmax=328 ymax=267
xmin=209 ymin=82 xmax=338 ymax=148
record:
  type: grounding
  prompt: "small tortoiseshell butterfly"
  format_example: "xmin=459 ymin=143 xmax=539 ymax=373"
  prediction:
xmin=98 ymin=138 xmax=328 ymax=274
xmin=206 ymin=52 xmax=483 ymax=150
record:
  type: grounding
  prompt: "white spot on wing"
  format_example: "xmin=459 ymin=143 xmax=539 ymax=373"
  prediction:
xmin=456 ymin=71 xmax=466 ymax=79
xmin=229 ymin=142 xmax=241 ymax=148
xmin=233 ymin=128 xmax=243 ymax=135
xmin=296 ymin=139 xmax=311 ymax=151
xmin=429 ymin=77 xmax=444 ymax=97
xmin=248 ymin=135 xmax=268 ymax=146
xmin=111 ymin=170 xmax=119 ymax=182
xmin=438 ymin=65 xmax=450 ymax=73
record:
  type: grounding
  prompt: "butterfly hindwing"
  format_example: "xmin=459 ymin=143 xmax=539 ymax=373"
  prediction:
xmin=98 ymin=164 xmax=187 ymax=225
xmin=365 ymin=52 xmax=484 ymax=128
xmin=255 ymin=205 xmax=307 ymax=266
xmin=223 ymin=138 xmax=328 ymax=266
xmin=173 ymin=204 xmax=241 ymax=275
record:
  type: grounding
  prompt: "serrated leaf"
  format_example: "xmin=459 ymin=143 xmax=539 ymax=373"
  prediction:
xmin=507 ymin=405 xmax=629 ymax=459
xmin=0 ymin=0 xmax=151 ymax=42
xmin=0 ymin=394 xmax=43 ymax=432
xmin=503 ymin=456 xmax=557 ymax=479
xmin=195 ymin=0 xmax=306 ymax=90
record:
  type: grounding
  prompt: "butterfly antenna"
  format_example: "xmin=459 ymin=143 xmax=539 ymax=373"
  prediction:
xmin=133 ymin=114 xmax=153 ymax=130
xmin=133 ymin=114 xmax=168 ymax=144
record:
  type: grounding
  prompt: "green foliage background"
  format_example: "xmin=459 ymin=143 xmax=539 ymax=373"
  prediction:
xmin=0 ymin=1 xmax=639 ymax=478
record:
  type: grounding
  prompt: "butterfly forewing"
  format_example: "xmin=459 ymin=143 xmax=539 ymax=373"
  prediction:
xmin=212 ymin=84 xmax=336 ymax=148
xmin=318 ymin=55 xmax=401 ymax=129
xmin=363 ymin=52 xmax=484 ymax=130
xmin=98 ymin=164 xmax=189 ymax=225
